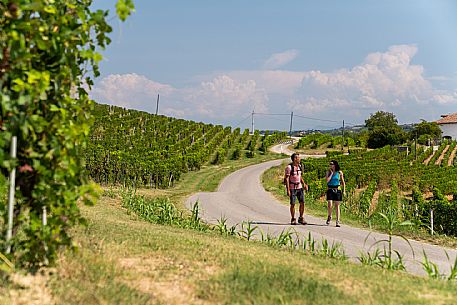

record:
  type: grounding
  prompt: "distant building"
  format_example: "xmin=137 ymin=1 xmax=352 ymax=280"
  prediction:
xmin=436 ymin=112 xmax=457 ymax=139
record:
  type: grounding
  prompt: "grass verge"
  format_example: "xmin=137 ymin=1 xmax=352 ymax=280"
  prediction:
xmin=105 ymin=151 xmax=286 ymax=210
xmin=4 ymin=197 xmax=457 ymax=304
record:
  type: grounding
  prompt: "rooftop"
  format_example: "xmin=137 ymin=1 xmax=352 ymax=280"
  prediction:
xmin=436 ymin=112 xmax=457 ymax=125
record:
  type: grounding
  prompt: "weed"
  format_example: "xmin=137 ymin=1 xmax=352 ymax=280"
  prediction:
xmin=363 ymin=208 xmax=414 ymax=270
xmin=239 ymin=221 xmax=258 ymax=241
xmin=0 ymin=252 xmax=14 ymax=274
xmin=358 ymin=249 xmax=382 ymax=267
xmin=102 ymin=188 xmax=117 ymax=198
xmin=421 ymin=250 xmax=442 ymax=279
xmin=303 ymin=232 xmax=317 ymax=254
xmin=321 ymin=239 xmax=347 ymax=260
xmin=445 ymin=251 xmax=457 ymax=281
xmin=274 ymin=228 xmax=297 ymax=249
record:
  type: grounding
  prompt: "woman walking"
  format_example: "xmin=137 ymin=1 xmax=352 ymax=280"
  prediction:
xmin=326 ymin=160 xmax=345 ymax=227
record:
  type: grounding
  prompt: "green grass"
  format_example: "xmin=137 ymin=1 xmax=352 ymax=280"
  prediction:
xmin=2 ymin=150 xmax=457 ymax=304
xmin=262 ymin=162 xmax=457 ymax=249
xmin=32 ymin=199 xmax=457 ymax=304
xmin=127 ymin=151 xmax=287 ymax=209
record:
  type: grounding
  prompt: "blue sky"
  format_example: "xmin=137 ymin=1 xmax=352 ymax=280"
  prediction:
xmin=91 ymin=0 xmax=457 ymax=131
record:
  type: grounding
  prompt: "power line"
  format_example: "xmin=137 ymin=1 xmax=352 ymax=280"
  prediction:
xmin=294 ymin=114 xmax=340 ymax=123
xmin=232 ymin=114 xmax=252 ymax=128
xmin=233 ymin=111 xmax=364 ymax=130
xmin=253 ymin=112 xmax=290 ymax=116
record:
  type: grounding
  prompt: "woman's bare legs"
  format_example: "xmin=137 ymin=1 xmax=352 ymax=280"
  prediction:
xmin=326 ymin=200 xmax=333 ymax=224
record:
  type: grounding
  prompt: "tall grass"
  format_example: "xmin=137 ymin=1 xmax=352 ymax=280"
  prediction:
xmin=421 ymin=250 xmax=457 ymax=282
xmin=120 ymin=189 xmax=348 ymax=265
xmin=120 ymin=189 xmax=209 ymax=231
xmin=358 ymin=209 xmax=413 ymax=271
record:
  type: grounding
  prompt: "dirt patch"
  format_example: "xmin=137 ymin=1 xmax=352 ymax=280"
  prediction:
xmin=336 ymin=277 xmax=372 ymax=299
xmin=434 ymin=145 xmax=449 ymax=166
xmin=7 ymin=270 xmax=54 ymax=305
xmin=423 ymin=149 xmax=436 ymax=165
xmin=369 ymin=191 xmax=379 ymax=215
xmin=448 ymin=145 xmax=457 ymax=166
xmin=118 ymin=256 xmax=217 ymax=305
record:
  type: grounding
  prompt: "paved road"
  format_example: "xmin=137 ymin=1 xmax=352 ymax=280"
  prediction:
xmin=186 ymin=145 xmax=457 ymax=277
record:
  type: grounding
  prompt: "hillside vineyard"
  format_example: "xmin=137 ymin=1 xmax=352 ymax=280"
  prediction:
xmin=86 ymin=104 xmax=285 ymax=188
xmin=300 ymin=145 xmax=457 ymax=236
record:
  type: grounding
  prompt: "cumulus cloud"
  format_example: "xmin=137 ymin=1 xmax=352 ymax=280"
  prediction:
xmin=289 ymin=44 xmax=457 ymax=122
xmin=90 ymin=45 xmax=457 ymax=126
xmin=91 ymin=73 xmax=174 ymax=109
xmin=263 ymin=49 xmax=299 ymax=70
xmin=227 ymin=70 xmax=306 ymax=95
xmin=91 ymin=74 xmax=268 ymax=121
xmin=184 ymin=75 xmax=268 ymax=118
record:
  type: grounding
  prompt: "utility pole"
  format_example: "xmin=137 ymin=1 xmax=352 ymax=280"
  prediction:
xmin=289 ymin=111 xmax=293 ymax=137
xmin=155 ymin=94 xmax=160 ymax=115
xmin=342 ymin=120 xmax=345 ymax=151
xmin=251 ymin=110 xmax=255 ymax=134
xmin=415 ymin=131 xmax=417 ymax=161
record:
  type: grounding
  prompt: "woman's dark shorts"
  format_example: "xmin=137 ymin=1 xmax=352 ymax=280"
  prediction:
xmin=290 ymin=188 xmax=305 ymax=205
xmin=326 ymin=188 xmax=342 ymax=201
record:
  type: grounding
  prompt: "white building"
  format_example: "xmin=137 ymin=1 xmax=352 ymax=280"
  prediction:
xmin=436 ymin=112 xmax=457 ymax=139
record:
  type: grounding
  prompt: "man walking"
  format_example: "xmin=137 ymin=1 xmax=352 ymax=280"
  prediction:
xmin=284 ymin=153 xmax=308 ymax=225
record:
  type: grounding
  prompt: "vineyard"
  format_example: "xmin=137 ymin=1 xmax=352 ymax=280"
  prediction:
xmin=86 ymin=104 xmax=287 ymax=188
xmin=300 ymin=142 xmax=457 ymax=236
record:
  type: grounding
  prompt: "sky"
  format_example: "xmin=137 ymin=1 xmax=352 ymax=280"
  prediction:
xmin=90 ymin=0 xmax=457 ymax=131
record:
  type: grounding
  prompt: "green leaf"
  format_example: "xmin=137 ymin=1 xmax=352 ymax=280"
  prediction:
xmin=116 ymin=0 xmax=135 ymax=21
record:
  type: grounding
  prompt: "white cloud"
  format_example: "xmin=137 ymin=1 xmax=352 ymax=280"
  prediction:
xmin=263 ymin=49 xmax=299 ymax=70
xmin=91 ymin=74 xmax=268 ymax=120
xmin=184 ymin=75 xmax=268 ymax=118
xmin=91 ymin=73 xmax=174 ymax=109
xmin=91 ymin=45 xmax=457 ymax=126
xmin=290 ymin=44 xmax=457 ymax=122
xmin=227 ymin=70 xmax=306 ymax=95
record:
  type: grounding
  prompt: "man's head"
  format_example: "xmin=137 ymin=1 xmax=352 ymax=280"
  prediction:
xmin=291 ymin=153 xmax=300 ymax=163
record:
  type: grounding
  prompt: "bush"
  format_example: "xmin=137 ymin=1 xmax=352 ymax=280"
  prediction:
xmin=0 ymin=0 xmax=133 ymax=270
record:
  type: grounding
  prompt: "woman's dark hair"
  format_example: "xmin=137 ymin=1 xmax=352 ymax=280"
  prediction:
xmin=331 ymin=160 xmax=340 ymax=171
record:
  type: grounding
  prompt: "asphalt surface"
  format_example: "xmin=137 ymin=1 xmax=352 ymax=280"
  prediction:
xmin=186 ymin=144 xmax=457 ymax=277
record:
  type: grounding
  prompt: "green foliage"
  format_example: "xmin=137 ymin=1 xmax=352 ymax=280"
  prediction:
xmin=0 ymin=1 xmax=132 ymax=270
xmin=231 ymin=144 xmax=242 ymax=160
xmin=300 ymin=144 xmax=457 ymax=236
xmin=326 ymin=150 xmax=344 ymax=158
xmin=418 ymin=134 xmax=431 ymax=145
xmin=422 ymin=250 xmax=457 ymax=281
xmin=116 ymin=0 xmax=135 ymax=21
xmin=365 ymin=111 xmax=405 ymax=148
xmin=359 ymin=179 xmax=377 ymax=217
xmin=363 ymin=209 xmax=413 ymax=270
xmin=411 ymin=121 xmax=442 ymax=140
xmin=213 ymin=148 xmax=226 ymax=165
xmin=121 ymin=189 xmax=209 ymax=231
xmin=0 ymin=251 xmax=14 ymax=274
xmin=259 ymin=131 xmax=287 ymax=153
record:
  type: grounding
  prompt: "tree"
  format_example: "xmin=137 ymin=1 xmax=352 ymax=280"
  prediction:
xmin=410 ymin=121 xmax=442 ymax=141
xmin=0 ymin=0 xmax=134 ymax=270
xmin=365 ymin=111 xmax=405 ymax=148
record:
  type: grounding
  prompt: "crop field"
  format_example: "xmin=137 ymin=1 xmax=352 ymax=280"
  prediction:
xmin=299 ymin=143 xmax=457 ymax=236
xmin=86 ymin=104 xmax=287 ymax=188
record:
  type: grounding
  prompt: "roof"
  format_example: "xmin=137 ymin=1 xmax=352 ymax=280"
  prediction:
xmin=436 ymin=112 xmax=457 ymax=125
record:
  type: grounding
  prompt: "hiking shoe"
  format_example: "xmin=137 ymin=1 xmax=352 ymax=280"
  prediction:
xmin=298 ymin=217 xmax=307 ymax=225
xmin=291 ymin=218 xmax=297 ymax=225
xmin=336 ymin=221 xmax=341 ymax=227
xmin=326 ymin=216 xmax=331 ymax=225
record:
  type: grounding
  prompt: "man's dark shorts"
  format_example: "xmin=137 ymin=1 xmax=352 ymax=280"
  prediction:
xmin=290 ymin=188 xmax=305 ymax=205
xmin=326 ymin=188 xmax=343 ymax=201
